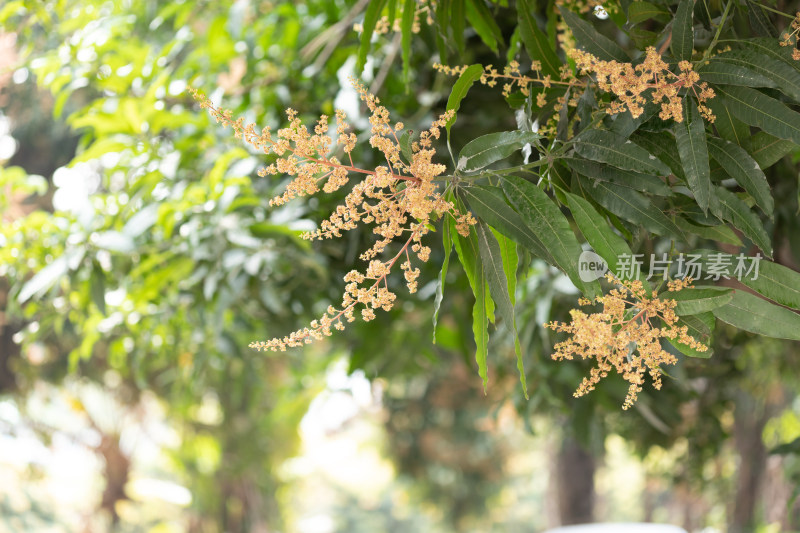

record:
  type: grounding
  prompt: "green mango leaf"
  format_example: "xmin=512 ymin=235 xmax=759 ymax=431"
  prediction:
xmin=696 ymin=59 xmax=776 ymax=88
xmin=630 ymin=130 xmax=685 ymax=179
xmin=90 ymin=262 xmax=107 ymax=316
xmin=565 ymin=157 xmax=672 ymax=196
xmin=716 ymin=85 xmax=800 ymax=145
xmin=674 ymin=217 xmax=743 ymax=246
xmin=713 ymin=290 xmax=800 ymax=340
xmin=357 ymin=0 xmax=389 ymax=72
xmin=465 ymin=0 xmax=503 ymax=54
xmin=576 ymin=175 xmax=684 ymax=239
xmin=696 ymin=249 xmax=800 ymax=310
xmin=517 ymin=0 xmax=561 ymax=78
xmin=492 ymin=228 xmax=519 ymax=306
xmin=450 ymin=0 xmax=466 ymax=56
xmin=401 ymin=0 xmax=415 ymax=86
xmin=712 ymin=49 xmax=800 ymax=101
xmin=671 ymin=0 xmax=694 ymax=61
xmin=743 ymin=132 xmax=796 ymax=169
xmin=463 ymin=185 xmax=553 ymax=262
xmin=558 ymin=7 xmax=628 ymax=62
xmin=445 ymin=64 xmax=484 ymax=139
xmin=667 ymin=312 xmax=715 ymax=358
xmin=627 ymin=1 xmax=670 ymax=24
xmin=670 ymin=286 xmax=734 ymax=315
xmin=399 ymin=130 xmax=413 ymax=161
xmin=501 ymin=176 xmax=601 ymax=298
xmin=566 ymin=192 xmax=651 ymax=291
xmin=573 ymin=130 xmax=670 ymax=175
xmin=674 ymin=98 xmax=711 ymax=213
xmin=707 ymin=96 xmax=750 ymax=146
xmin=742 ymin=38 xmax=800 ymax=74
xmin=434 ymin=216 xmax=454 ymax=343
xmin=747 ymin=2 xmax=779 ymax=38
xmin=457 ymin=131 xmax=541 ymax=173
xmin=476 ymin=221 xmax=527 ymax=398
xmin=707 ymin=136 xmax=773 ymax=216
xmin=450 ymin=218 xmax=491 ymax=390
xmin=709 ymin=187 xmax=772 ymax=257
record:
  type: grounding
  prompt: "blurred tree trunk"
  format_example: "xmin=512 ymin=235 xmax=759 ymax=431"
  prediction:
xmin=729 ymin=393 xmax=769 ymax=533
xmin=556 ymin=435 xmax=595 ymax=525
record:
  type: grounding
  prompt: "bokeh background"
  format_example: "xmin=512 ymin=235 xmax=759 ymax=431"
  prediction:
xmin=1 ymin=1 xmax=800 ymax=532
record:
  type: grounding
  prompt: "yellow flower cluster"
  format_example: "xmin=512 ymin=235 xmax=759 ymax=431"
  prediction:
xmin=569 ymin=47 xmax=716 ymax=123
xmin=434 ymin=61 xmax=578 ymax=99
xmin=545 ymin=275 xmax=708 ymax=409
xmin=190 ymin=80 xmax=475 ymax=352
xmin=779 ymin=12 xmax=800 ymax=61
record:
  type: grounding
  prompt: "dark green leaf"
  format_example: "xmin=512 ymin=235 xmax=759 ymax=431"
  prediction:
xmin=463 ymin=185 xmax=553 ymax=262
xmin=501 ymin=176 xmax=601 ymax=297
xmin=476 ymin=221 xmax=527 ymax=397
xmin=565 ymin=157 xmax=672 ymax=196
xmin=696 ymin=249 xmax=800 ymax=310
xmin=707 ymin=96 xmax=750 ymax=145
xmin=630 ymin=130 xmax=685 ymax=179
xmin=577 ymin=175 xmax=684 ymax=239
xmin=566 ymin=192 xmax=651 ymax=290
xmin=357 ymin=0 xmax=389 ymax=72
xmin=713 ymin=49 xmax=800 ymax=101
xmin=573 ymin=129 xmax=671 ymax=175
xmin=90 ymin=262 xmax=107 ymax=315
xmin=674 ymin=98 xmax=710 ymax=213
xmin=517 ymin=0 xmax=561 ymax=78
xmin=671 ymin=0 xmax=694 ymax=61
xmin=445 ymin=64 xmax=484 ymax=139
xmin=628 ymin=1 xmax=670 ymax=23
xmin=558 ymin=7 xmax=628 ymax=62
xmin=707 ymin=136 xmax=773 ymax=216
xmin=696 ymin=59 xmax=776 ymax=88
xmin=747 ymin=1 xmax=778 ymax=38
xmin=709 ymin=187 xmax=772 ymax=257
xmin=450 ymin=0 xmax=466 ymax=56
xmin=465 ymin=0 xmax=503 ymax=54
xmin=457 ymin=131 xmax=541 ymax=172
xmin=716 ymin=85 xmax=800 ymax=145
xmin=401 ymin=0 xmax=415 ymax=85
xmin=713 ymin=290 xmax=800 ymax=340
xmin=674 ymin=217 xmax=743 ymax=246
xmin=670 ymin=286 xmax=733 ymax=315
xmin=743 ymin=132 xmax=796 ymax=169
xmin=434 ymin=216 xmax=454 ymax=343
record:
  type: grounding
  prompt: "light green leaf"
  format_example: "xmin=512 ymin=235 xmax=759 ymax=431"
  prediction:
xmin=401 ymin=0 xmax=415 ymax=86
xmin=630 ymin=130 xmax=685 ymax=180
xmin=492 ymin=228 xmax=519 ymax=306
xmin=712 ymin=48 xmax=800 ymax=101
xmin=716 ymin=85 xmax=800 ymax=145
xmin=573 ymin=130 xmax=670 ymax=175
xmin=434 ymin=216 xmax=454 ymax=343
xmin=627 ymin=1 xmax=670 ymax=24
xmin=501 ymin=176 xmax=601 ymax=298
xmin=743 ymin=132 xmax=795 ymax=169
xmin=577 ymin=175 xmax=684 ymax=239
xmin=357 ymin=0 xmax=388 ymax=72
xmin=707 ymin=136 xmax=773 ymax=216
xmin=566 ymin=192 xmax=651 ymax=291
xmin=517 ymin=0 xmax=561 ymax=78
xmin=445 ymin=64 xmax=484 ymax=139
xmin=671 ymin=0 xmax=694 ymax=61
xmin=674 ymin=217 xmax=742 ymax=246
xmin=707 ymin=96 xmax=750 ymax=145
xmin=696 ymin=59 xmax=776 ymax=88
xmin=451 ymin=195 xmax=495 ymax=321
xmin=558 ymin=7 xmax=628 ymax=62
xmin=674 ymin=98 xmax=711 ymax=213
xmin=670 ymin=286 xmax=734 ymax=315
xmin=465 ymin=0 xmax=503 ymax=54
xmin=713 ymin=290 xmax=800 ymax=340
xmin=696 ymin=249 xmax=800 ymax=310
xmin=476 ymin=221 xmax=527 ymax=398
xmin=457 ymin=131 xmax=541 ymax=172
xmin=463 ymin=185 xmax=553 ymax=262
xmin=709 ymin=187 xmax=772 ymax=257
xmin=565 ymin=157 xmax=672 ymax=196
